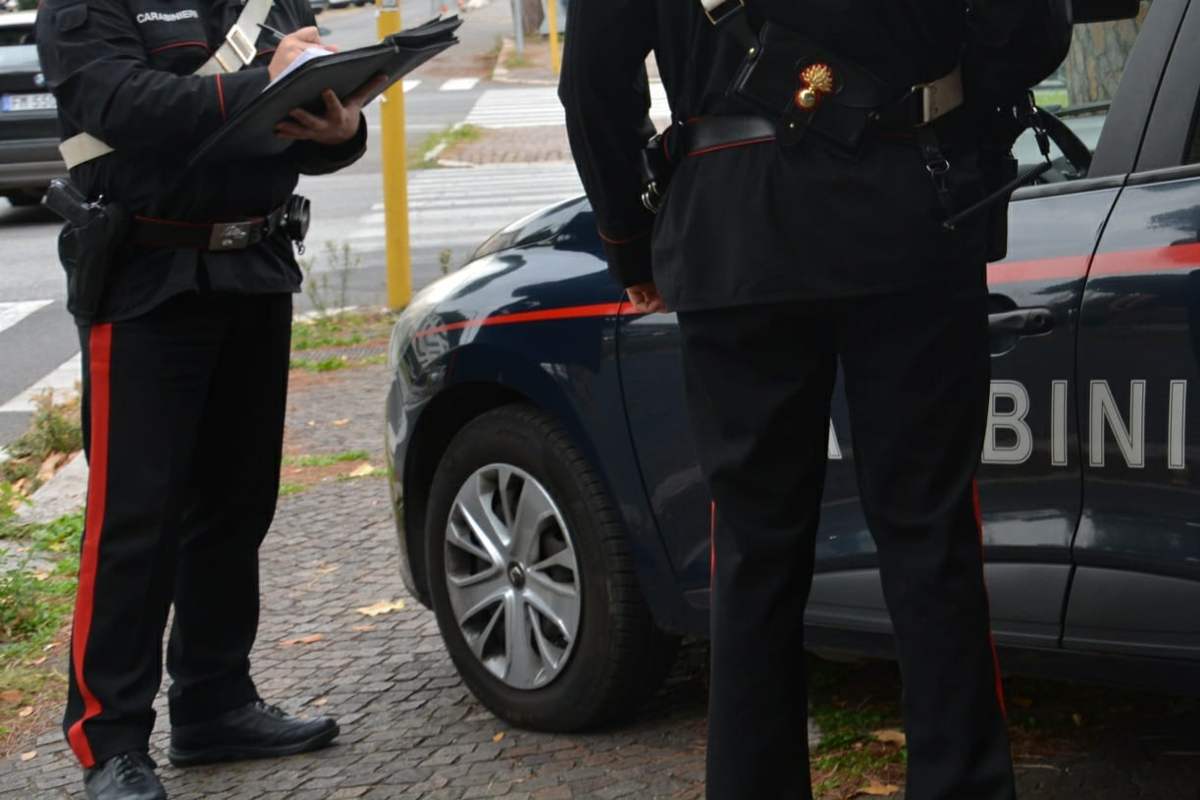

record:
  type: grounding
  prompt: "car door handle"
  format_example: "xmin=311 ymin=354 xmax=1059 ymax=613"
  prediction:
xmin=988 ymin=308 xmax=1054 ymax=337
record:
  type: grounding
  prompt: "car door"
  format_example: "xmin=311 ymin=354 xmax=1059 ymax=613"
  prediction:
xmin=1066 ymin=0 xmax=1200 ymax=662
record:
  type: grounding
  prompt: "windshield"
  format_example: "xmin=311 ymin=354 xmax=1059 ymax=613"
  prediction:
xmin=0 ymin=25 xmax=36 ymax=47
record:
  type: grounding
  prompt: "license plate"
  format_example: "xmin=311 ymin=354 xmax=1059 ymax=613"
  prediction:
xmin=1 ymin=93 xmax=56 ymax=112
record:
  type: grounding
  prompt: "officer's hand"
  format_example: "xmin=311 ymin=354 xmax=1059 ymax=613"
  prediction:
xmin=267 ymin=27 xmax=335 ymax=81
xmin=275 ymin=76 xmax=387 ymax=145
xmin=626 ymin=282 xmax=666 ymax=314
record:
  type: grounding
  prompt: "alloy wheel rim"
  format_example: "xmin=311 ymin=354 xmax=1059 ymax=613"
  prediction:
xmin=444 ymin=464 xmax=582 ymax=690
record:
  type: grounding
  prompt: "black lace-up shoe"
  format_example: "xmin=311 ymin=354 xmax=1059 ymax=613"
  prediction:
xmin=168 ymin=700 xmax=339 ymax=767
xmin=83 ymin=751 xmax=166 ymax=800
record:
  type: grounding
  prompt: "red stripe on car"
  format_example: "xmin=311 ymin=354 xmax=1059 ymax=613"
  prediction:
xmin=411 ymin=241 xmax=1200 ymax=338
xmin=67 ymin=324 xmax=114 ymax=768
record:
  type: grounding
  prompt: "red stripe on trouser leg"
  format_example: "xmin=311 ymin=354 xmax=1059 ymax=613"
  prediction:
xmin=973 ymin=480 xmax=1007 ymax=719
xmin=709 ymin=501 xmax=717 ymax=584
xmin=67 ymin=324 xmax=113 ymax=768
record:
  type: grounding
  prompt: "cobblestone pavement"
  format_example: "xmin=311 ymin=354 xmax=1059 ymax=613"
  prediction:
xmin=2 ymin=364 xmax=1198 ymax=799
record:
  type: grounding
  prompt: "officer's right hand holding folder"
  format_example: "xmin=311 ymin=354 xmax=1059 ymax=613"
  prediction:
xmin=186 ymin=16 xmax=461 ymax=167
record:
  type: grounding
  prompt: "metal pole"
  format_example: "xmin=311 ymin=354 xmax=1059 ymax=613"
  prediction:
xmin=513 ymin=0 xmax=524 ymax=55
xmin=378 ymin=0 xmax=412 ymax=310
xmin=547 ymin=0 xmax=560 ymax=74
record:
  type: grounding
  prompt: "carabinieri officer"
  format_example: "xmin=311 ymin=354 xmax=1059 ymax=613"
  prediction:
xmin=36 ymin=1 xmax=381 ymax=798
xmin=562 ymin=0 xmax=1020 ymax=798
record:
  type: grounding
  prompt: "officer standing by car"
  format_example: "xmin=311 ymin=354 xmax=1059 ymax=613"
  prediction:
xmin=561 ymin=1 xmax=1037 ymax=798
xmin=36 ymin=1 xmax=383 ymax=798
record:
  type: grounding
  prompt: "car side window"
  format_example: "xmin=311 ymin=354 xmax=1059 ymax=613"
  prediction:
xmin=1018 ymin=6 xmax=1148 ymax=177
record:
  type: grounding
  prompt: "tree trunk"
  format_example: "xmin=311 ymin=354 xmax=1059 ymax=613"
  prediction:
xmin=520 ymin=0 xmax=544 ymax=37
xmin=1064 ymin=1 xmax=1150 ymax=105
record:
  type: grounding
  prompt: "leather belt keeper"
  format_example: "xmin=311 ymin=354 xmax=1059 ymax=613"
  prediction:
xmin=130 ymin=207 xmax=287 ymax=251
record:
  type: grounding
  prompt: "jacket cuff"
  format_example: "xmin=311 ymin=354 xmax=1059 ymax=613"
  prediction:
xmin=216 ymin=67 xmax=270 ymax=120
xmin=600 ymin=230 xmax=653 ymax=287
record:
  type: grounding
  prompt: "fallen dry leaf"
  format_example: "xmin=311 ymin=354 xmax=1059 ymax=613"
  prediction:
xmin=348 ymin=464 xmax=378 ymax=478
xmin=492 ymin=732 xmax=505 ymax=743
xmin=871 ymin=729 xmax=906 ymax=747
xmin=30 ymin=656 xmax=47 ymax=666
xmin=19 ymin=751 xmax=36 ymax=762
xmin=18 ymin=706 xmax=34 ymax=718
xmin=312 ymin=696 xmax=329 ymax=707
xmin=0 ymin=690 xmax=22 ymax=705
xmin=356 ymin=599 xmax=406 ymax=617
xmin=1072 ymin=712 xmax=1084 ymax=727
xmin=857 ymin=780 xmax=900 ymax=797
xmin=351 ymin=624 xmax=376 ymax=633
xmin=280 ymin=634 xmax=324 ymax=648
xmin=315 ymin=564 xmax=339 ymax=576
xmin=332 ymin=418 xmax=350 ymax=427
xmin=1011 ymin=696 xmax=1034 ymax=709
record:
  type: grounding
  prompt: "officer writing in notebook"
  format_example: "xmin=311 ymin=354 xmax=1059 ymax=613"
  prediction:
xmin=36 ymin=1 xmax=382 ymax=798
xmin=562 ymin=1 xmax=1021 ymax=798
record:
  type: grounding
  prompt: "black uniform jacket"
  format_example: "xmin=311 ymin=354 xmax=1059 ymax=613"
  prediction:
xmin=36 ymin=0 xmax=367 ymax=322
xmin=560 ymin=0 xmax=1018 ymax=311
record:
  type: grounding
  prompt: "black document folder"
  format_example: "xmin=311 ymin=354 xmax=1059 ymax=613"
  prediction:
xmin=186 ymin=16 xmax=461 ymax=167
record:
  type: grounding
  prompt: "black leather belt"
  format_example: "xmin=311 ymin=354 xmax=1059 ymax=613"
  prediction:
xmin=129 ymin=206 xmax=287 ymax=251
xmin=673 ymin=93 xmax=959 ymax=159
xmin=675 ymin=116 xmax=778 ymax=157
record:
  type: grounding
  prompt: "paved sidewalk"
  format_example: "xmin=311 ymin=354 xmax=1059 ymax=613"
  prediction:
xmin=2 ymin=364 xmax=1197 ymax=799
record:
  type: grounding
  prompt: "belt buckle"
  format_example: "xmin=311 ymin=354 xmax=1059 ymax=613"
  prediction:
xmin=215 ymin=26 xmax=257 ymax=72
xmin=914 ymin=66 xmax=963 ymax=125
xmin=703 ymin=0 xmax=745 ymax=25
xmin=209 ymin=220 xmax=256 ymax=251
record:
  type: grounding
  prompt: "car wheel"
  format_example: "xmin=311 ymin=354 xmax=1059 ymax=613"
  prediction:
xmin=426 ymin=404 xmax=678 ymax=731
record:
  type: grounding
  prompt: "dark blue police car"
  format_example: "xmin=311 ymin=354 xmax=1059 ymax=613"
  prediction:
xmin=386 ymin=0 xmax=1200 ymax=730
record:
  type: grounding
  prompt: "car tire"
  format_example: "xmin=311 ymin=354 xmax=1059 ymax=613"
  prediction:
xmin=426 ymin=404 xmax=679 ymax=731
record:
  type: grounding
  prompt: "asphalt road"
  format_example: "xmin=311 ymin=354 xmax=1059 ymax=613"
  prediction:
xmin=0 ymin=1 xmax=564 ymax=448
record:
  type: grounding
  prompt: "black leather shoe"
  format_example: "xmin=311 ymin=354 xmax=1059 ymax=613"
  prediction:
xmin=83 ymin=752 xmax=166 ymax=800
xmin=168 ymin=700 xmax=339 ymax=767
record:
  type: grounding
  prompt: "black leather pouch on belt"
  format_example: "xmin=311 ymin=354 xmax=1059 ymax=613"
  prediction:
xmin=44 ymin=178 xmax=131 ymax=324
xmin=730 ymin=22 xmax=893 ymax=152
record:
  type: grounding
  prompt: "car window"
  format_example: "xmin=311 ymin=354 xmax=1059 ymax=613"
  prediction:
xmin=0 ymin=25 xmax=35 ymax=47
xmin=1015 ymin=4 xmax=1149 ymax=177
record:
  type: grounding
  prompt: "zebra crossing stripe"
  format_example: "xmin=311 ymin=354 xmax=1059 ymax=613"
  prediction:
xmin=0 ymin=300 xmax=53 ymax=337
xmin=439 ymin=77 xmax=480 ymax=92
xmin=0 ymin=353 xmax=83 ymax=414
xmin=465 ymin=84 xmax=671 ymax=129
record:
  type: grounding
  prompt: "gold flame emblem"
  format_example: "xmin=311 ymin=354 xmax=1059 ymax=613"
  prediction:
xmin=795 ymin=63 xmax=835 ymax=111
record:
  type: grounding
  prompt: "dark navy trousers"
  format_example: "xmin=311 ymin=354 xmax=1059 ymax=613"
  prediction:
xmin=678 ymin=281 xmax=1016 ymax=800
xmin=65 ymin=291 xmax=292 ymax=767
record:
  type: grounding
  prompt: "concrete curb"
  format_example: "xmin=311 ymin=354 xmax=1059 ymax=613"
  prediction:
xmin=15 ymin=451 xmax=87 ymax=526
xmin=491 ymin=36 xmax=558 ymax=86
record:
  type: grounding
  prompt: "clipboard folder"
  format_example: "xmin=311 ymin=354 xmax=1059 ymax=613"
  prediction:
xmin=186 ymin=16 xmax=462 ymax=167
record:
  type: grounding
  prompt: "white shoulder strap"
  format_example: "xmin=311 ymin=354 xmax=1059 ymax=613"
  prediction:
xmin=59 ymin=0 xmax=275 ymax=169
xmin=195 ymin=0 xmax=275 ymax=76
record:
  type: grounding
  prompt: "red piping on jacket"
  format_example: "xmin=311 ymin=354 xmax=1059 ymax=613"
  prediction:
xmin=688 ymin=136 xmax=777 ymax=158
xmin=973 ymin=481 xmax=1008 ymax=719
xmin=67 ymin=324 xmax=113 ymax=768
xmin=216 ymin=74 xmax=227 ymax=121
xmin=148 ymin=40 xmax=211 ymax=56
xmin=410 ymin=240 xmax=1200 ymax=339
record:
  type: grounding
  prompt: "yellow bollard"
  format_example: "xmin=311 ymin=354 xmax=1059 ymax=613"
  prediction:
xmin=547 ymin=0 xmax=561 ymax=75
xmin=378 ymin=0 xmax=412 ymax=310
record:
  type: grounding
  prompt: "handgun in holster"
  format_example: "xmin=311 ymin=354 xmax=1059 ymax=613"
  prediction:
xmin=43 ymin=178 xmax=130 ymax=324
